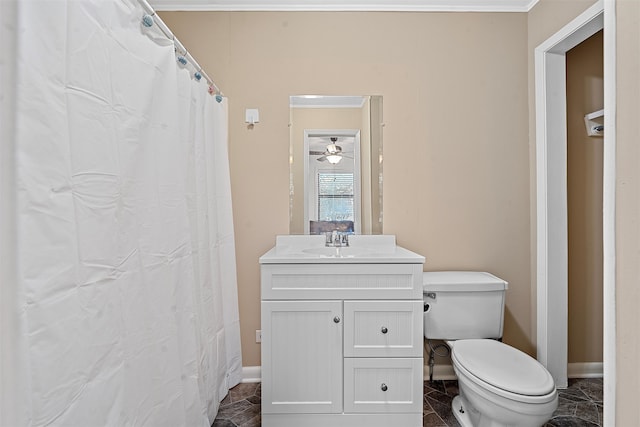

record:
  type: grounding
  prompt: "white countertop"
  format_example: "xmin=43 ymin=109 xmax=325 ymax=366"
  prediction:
xmin=259 ymin=235 xmax=425 ymax=264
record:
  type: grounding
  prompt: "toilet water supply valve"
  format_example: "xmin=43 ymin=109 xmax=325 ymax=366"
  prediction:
xmin=423 ymin=291 xmax=448 ymax=382
xmin=424 ymin=292 xmax=436 ymax=312
xmin=423 ymin=291 xmax=454 ymax=382
xmin=425 ymin=339 xmax=450 ymax=383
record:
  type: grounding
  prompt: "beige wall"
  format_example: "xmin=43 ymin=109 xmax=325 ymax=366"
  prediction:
xmin=160 ymin=11 xmax=532 ymax=366
xmin=615 ymin=0 xmax=640 ymax=424
xmin=566 ymin=30 xmax=603 ymax=364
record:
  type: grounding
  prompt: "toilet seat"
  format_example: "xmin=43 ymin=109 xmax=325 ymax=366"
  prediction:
xmin=451 ymin=339 xmax=557 ymax=405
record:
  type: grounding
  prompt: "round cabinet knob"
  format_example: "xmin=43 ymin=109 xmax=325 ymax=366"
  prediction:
xmin=381 ymin=383 xmax=388 ymax=392
xmin=333 ymin=316 xmax=341 ymax=323
xmin=381 ymin=326 xmax=388 ymax=334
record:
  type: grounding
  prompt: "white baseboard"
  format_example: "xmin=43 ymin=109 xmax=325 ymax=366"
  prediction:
xmin=241 ymin=366 xmax=261 ymax=383
xmin=568 ymin=362 xmax=603 ymax=378
xmin=243 ymin=361 xmax=603 ymax=384
xmin=423 ymin=362 xmax=604 ymax=382
xmin=423 ymin=364 xmax=456 ymax=381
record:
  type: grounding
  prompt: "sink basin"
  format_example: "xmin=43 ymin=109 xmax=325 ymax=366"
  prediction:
xmin=301 ymin=246 xmax=374 ymax=257
xmin=261 ymin=234 xmax=425 ymax=264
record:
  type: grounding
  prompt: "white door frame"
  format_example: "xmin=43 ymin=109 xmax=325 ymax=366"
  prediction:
xmin=535 ymin=0 xmax=614 ymax=414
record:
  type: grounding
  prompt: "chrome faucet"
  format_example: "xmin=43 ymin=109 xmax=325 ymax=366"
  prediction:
xmin=325 ymin=231 xmax=332 ymax=246
xmin=325 ymin=230 xmax=349 ymax=247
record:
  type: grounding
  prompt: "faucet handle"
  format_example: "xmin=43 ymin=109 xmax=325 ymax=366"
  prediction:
xmin=333 ymin=230 xmax=342 ymax=247
xmin=325 ymin=231 xmax=333 ymax=246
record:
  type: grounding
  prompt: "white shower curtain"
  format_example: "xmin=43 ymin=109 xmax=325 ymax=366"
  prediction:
xmin=3 ymin=0 xmax=242 ymax=425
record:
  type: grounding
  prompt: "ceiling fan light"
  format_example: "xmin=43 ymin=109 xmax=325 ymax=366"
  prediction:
xmin=326 ymin=154 xmax=342 ymax=164
xmin=326 ymin=143 xmax=340 ymax=154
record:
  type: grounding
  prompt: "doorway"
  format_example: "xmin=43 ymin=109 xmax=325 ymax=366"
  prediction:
xmin=535 ymin=3 xmax=616 ymax=425
xmin=534 ymin=0 xmax=604 ymax=389
xmin=566 ymin=30 xmax=604 ymax=376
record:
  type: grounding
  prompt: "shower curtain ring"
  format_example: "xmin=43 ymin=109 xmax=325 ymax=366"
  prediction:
xmin=142 ymin=14 xmax=154 ymax=28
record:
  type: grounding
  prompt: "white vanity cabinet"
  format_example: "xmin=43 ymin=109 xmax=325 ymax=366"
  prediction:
xmin=259 ymin=238 xmax=425 ymax=427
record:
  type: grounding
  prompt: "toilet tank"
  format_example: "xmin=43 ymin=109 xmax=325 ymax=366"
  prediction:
xmin=423 ymin=271 xmax=508 ymax=340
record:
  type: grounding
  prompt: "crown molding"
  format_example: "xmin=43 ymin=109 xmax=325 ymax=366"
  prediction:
xmin=290 ymin=96 xmax=367 ymax=109
xmin=150 ymin=0 xmax=540 ymax=13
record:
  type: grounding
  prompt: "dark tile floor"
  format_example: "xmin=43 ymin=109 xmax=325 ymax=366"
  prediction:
xmin=212 ymin=378 xmax=603 ymax=427
xmin=212 ymin=382 xmax=261 ymax=427
xmin=545 ymin=378 xmax=603 ymax=427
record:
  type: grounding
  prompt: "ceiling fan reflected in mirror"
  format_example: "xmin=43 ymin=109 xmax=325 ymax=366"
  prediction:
xmin=310 ymin=137 xmax=353 ymax=164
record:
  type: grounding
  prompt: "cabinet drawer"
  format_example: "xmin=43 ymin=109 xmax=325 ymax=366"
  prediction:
xmin=344 ymin=358 xmax=423 ymax=414
xmin=261 ymin=263 xmax=423 ymax=300
xmin=343 ymin=300 xmax=423 ymax=357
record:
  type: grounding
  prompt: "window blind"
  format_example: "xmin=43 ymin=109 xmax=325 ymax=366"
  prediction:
xmin=317 ymin=172 xmax=354 ymax=221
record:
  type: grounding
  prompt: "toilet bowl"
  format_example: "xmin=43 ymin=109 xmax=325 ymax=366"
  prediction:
xmin=449 ymin=339 xmax=558 ymax=427
xmin=422 ymin=271 xmax=558 ymax=427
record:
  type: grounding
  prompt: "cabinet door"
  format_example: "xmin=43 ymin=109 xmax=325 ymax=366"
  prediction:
xmin=261 ymin=300 xmax=343 ymax=414
xmin=344 ymin=300 xmax=423 ymax=357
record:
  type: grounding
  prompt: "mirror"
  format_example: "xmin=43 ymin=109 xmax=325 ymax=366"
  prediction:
xmin=289 ymin=95 xmax=383 ymax=235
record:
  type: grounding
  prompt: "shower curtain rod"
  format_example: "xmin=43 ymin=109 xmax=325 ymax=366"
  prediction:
xmin=138 ymin=0 xmax=223 ymax=96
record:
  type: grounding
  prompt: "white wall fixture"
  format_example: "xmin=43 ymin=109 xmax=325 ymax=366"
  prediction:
xmin=245 ymin=108 xmax=260 ymax=125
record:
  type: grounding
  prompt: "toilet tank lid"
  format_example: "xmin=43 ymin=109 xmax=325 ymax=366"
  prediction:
xmin=422 ymin=271 xmax=508 ymax=292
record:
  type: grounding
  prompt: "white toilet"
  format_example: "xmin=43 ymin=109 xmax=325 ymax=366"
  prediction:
xmin=423 ymin=271 xmax=558 ymax=427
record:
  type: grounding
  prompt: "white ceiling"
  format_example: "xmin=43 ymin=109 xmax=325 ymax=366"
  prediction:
xmin=151 ymin=0 xmax=539 ymax=12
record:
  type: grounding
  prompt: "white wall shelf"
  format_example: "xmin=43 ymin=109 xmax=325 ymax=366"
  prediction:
xmin=584 ymin=108 xmax=604 ymax=137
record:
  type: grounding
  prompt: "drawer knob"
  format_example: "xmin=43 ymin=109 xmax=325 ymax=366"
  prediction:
xmin=381 ymin=326 xmax=388 ymax=334
xmin=333 ymin=316 xmax=341 ymax=323
xmin=381 ymin=383 xmax=388 ymax=392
